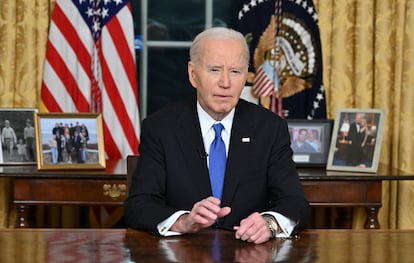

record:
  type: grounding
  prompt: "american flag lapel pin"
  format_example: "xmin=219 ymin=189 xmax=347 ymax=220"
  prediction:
xmin=241 ymin=137 xmax=250 ymax=143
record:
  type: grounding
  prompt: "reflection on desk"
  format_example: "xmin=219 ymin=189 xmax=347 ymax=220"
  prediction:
xmin=1 ymin=229 xmax=414 ymax=262
xmin=124 ymin=230 xmax=313 ymax=263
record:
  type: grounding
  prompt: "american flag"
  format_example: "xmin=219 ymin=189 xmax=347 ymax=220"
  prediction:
xmin=41 ymin=0 xmax=140 ymax=159
xmin=252 ymin=59 xmax=279 ymax=97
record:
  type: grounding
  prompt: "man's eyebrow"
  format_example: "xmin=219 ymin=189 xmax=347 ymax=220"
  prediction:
xmin=206 ymin=64 xmax=222 ymax=68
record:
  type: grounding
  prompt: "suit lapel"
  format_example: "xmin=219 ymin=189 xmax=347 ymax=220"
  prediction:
xmin=174 ymin=99 xmax=212 ymax=198
xmin=221 ymin=101 xmax=255 ymax=206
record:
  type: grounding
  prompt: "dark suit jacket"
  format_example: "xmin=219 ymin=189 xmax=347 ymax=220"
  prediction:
xmin=124 ymin=96 xmax=310 ymax=235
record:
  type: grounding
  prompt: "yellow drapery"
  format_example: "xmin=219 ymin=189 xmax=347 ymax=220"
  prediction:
xmin=1 ymin=0 xmax=414 ymax=229
xmin=0 ymin=0 xmax=52 ymax=227
xmin=314 ymin=0 xmax=414 ymax=229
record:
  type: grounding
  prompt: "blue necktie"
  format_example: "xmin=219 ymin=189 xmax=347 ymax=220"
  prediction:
xmin=209 ymin=123 xmax=226 ymax=200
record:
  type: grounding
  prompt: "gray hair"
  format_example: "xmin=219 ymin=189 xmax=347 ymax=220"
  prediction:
xmin=189 ymin=27 xmax=250 ymax=66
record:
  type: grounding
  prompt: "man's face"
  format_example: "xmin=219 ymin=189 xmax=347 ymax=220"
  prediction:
xmin=355 ymin=113 xmax=364 ymax=124
xmin=308 ymin=131 xmax=315 ymax=141
xmin=298 ymin=130 xmax=308 ymax=142
xmin=188 ymin=38 xmax=248 ymax=121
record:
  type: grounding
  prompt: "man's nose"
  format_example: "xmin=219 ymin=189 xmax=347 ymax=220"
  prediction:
xmin=219 ymin=72 xmax=230 ymax=87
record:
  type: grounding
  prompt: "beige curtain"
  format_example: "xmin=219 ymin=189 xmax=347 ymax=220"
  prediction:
xmin=1 ymin=0 xmax=414 ymax=229
xmin=0 ymin=0 xmax=55 ymax=228
xmin=315 ymin=0 xmax=414 ymax=229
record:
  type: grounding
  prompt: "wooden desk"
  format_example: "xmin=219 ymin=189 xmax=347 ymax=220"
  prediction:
xmin=1 ymin=161 xmax=411 ymax=228
xmin=0 ymin=228 xmax=413 ymax=262
xmin=299 ymin=168 xmax=382 ymax=229
xmin=0 ymin=160 xmax=127 ymax=227
xmin=299 ymin=168 xmax=414 ymax=229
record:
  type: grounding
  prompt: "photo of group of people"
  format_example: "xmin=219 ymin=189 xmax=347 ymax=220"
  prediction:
xmin=39 ymin=117 xmax=100 ymax=165
xmin=0 ymin=109 xmax=37 ymax=164
xmin=0 ymin=111 xmax=105 ymax=169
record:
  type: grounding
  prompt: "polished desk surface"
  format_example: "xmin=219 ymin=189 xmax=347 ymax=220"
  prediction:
xmin=0 ymin=228 xmax=413 ymax=263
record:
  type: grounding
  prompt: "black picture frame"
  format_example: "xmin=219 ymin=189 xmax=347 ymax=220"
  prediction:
xmin=0 ymin=108 xmax=38 ymax=165
xmin=287 ymin=119 xmax=333 ymax=167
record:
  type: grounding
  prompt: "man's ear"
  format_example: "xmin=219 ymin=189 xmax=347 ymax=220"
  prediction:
xmin=188 ymin=61 xmax=197 ymax=88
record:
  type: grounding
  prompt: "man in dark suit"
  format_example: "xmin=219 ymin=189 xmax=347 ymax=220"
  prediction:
xmin=346 ymin=113 xmax=366 ymax=166
xmin=125 ymin=27 xmax=310 ymax=244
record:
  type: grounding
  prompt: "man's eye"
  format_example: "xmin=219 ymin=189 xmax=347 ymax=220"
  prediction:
xmin=231 ymin=70 xmax=241 ymax=74
xmin=210 ymin=68 xmax=220 ymax=72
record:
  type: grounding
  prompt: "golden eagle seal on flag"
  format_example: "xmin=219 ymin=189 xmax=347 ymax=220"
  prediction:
xmin=237 ymin=0 xmax=326 ymax=119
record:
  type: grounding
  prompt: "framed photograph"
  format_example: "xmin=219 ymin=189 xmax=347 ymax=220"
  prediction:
xmin=326 ymin=108 xmax=386 ymax=173
xmin=35 ymin=113 xmax=106 ymax=170
xmin=0 ymin=108 xmax=38 ymax=165
xmin=287 ymin=119 xmax=333 ymax=167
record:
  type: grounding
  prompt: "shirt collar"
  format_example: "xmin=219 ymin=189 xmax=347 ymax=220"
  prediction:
xmin=197 ymin=102 xmax=235 ymax=134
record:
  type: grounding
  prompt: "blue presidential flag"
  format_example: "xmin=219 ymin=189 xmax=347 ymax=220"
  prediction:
xmin=236 ymin=0 xmax=327 ymax=119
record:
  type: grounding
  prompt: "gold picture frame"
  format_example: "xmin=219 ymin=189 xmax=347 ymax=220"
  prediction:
xmin=35 ymin=113 xmax=105 ymax=170
xmin=0 ymin=108 xmax=38 ymax=165
xmin=326 ymin=108 xmax=386 ymax=173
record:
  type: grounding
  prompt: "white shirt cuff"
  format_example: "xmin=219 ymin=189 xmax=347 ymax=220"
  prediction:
xmin=157 ymin=210 xmax=189 ymax=236
xmin=261 ymin=211 xmax=296 ymax=238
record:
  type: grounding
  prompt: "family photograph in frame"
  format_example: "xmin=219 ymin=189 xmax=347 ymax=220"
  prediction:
xmin=0 ymin=108 xmax=38 ymax=165
xmin=287 ymin=119 xmax=333 ymax=167
xmin=327 ymin=108 xmax=386 ymax=173
xmin=35 ymin=113 xmax=105 ymax=170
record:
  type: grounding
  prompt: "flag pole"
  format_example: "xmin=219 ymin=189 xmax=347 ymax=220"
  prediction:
xmin=273 ymin=0 xmax=283 ymax=117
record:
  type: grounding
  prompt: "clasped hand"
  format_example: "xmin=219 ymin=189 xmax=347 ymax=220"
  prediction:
xmin=171 ymin=197 xmax=273 ymax=244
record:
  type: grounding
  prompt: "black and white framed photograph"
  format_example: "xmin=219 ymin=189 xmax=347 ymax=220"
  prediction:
xmin=0 ymin=108 xmax=38 ymax=165
xmin=287 ymin=119 xmax=333 ymax=167
xmin=35 ymin=113 xmax=105 ymax=170
xmin=327 ymin=108 xmax=386 ymax=173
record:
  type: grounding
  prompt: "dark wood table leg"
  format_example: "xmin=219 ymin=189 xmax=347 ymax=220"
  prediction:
xmin=364 ymin=206 xmax=380 ymax=229
xmin=15 ymin=205 xmax=30 ymax=228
